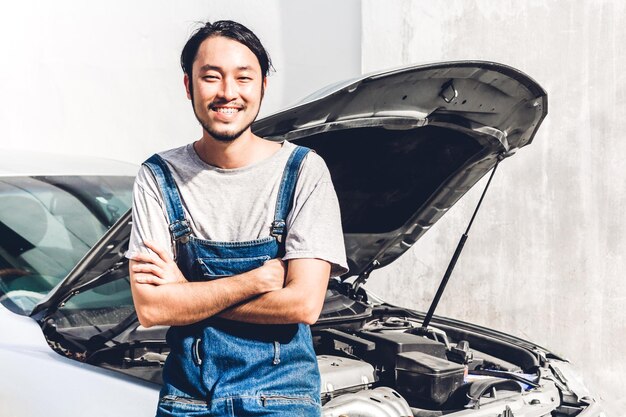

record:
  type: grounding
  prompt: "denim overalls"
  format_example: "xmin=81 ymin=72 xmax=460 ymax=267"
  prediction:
xmin=143 ymin=146 xmax=321 ymax=417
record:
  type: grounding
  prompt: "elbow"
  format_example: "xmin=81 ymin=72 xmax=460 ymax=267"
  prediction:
xmin=135 ymin=305 xmax=157 ymax=328
xmin=134 ymin=301 xmax=168 ymax=328
xmin=131 ymin=281 xmax=169 ymax=328
xmin=298 ymin=302 xmax=322 ymax=325
xmin=137 ymin=315 xmax=155 ymax=329
xmin=301 ymin=315 xmax=319 ymax=326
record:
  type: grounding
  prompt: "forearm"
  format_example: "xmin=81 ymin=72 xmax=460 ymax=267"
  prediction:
xmin=218 ymin=287 xmax=319 ymax=325
xmin=219 ymin=258 xmax=330 ymax=325
xmin=131 ymin=272 xmax=263 ymax=327
xmin=130 ymin=253 xmax=285 ymax=327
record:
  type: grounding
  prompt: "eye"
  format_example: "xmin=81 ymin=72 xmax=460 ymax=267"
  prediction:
xmin=202 ymin=74 xmax=220 ymax=81
xmin=238 ymin=75 xmax=253 ymax=82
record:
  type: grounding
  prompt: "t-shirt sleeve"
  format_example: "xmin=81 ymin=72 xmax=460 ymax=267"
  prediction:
xmin=125 ymin=165 xmax=175 ymax=261
xmin=283 ymin=153 xmax=349 ymax=277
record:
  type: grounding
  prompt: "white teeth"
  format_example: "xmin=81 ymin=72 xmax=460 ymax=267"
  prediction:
xmin=215 ymin=108 xmax=239 ymax=114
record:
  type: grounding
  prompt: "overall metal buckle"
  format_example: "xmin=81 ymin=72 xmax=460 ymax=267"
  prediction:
xmin=270 ymin=220 xmax=286 ymax=243
xmin=169 ymin=219 xmax=192 ymax=244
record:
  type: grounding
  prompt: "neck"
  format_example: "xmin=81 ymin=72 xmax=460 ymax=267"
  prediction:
xmin=194 ymin=130 xmax=280 ymax=169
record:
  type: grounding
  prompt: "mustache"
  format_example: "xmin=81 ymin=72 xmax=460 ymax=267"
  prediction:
xmin=208 ymin=100 xmax=245 ymax=109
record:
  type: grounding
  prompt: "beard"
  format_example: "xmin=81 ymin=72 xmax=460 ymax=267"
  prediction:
xmin=192 ymin=98 xmax=261 ymax=143
xmin=197 ymin=115 xmax=254 ymax=142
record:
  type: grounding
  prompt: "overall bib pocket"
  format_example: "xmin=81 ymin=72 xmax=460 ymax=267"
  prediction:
xmin=197 ymin=255 xmax=271 ymax=278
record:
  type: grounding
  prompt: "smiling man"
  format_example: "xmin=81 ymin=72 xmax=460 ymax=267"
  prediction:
xmin=126 ymin=20 xmax=348 ymax=417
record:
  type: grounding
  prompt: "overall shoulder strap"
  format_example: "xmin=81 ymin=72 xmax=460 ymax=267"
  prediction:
xmin=270 ymin=145 xmax=311 ymax=242
xmin=142 ymin=154 xmax=192 ymax=242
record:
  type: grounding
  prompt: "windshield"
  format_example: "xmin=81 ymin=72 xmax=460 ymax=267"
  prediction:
xmin=0 ymin=175 xmax=134 ymax=315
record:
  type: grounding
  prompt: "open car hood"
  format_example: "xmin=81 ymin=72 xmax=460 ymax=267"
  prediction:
xmin=254 ymin=60 xmax=547 ymax=276
xmin=32 ymin=61 xmax=546 ymax=317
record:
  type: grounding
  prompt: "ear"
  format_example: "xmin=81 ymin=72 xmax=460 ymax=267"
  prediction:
xmin=261 ymin=77 xmax=268 ymax=100
xmin=184 ymin=74 xmax=192 ymax=100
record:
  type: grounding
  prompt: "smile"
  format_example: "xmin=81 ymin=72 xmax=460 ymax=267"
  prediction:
xmin=210 ymin=104 xmax=243 ymax=114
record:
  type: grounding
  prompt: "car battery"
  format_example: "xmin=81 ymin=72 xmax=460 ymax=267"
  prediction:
xmin=318 ymin=355 xmax=376 ymax=404
xmin=395 ymin=351 xmax=465 ymax=406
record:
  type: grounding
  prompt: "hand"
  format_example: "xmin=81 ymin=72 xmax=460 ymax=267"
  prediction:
xmin=253 ymin=258 xmax=287 ymax=293
xmin=130 ymin=240 xmax=187 ymax=286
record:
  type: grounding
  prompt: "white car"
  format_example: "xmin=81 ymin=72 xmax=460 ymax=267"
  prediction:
xmin=0 ymin=151 xmax=155 ymax=415
xmin=0 ymin=62 xmax=605 ymax=417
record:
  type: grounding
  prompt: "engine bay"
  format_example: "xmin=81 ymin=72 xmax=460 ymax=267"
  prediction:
xmin=42 ymin=282 xmax=571 ymax=417
xmin=312 ymin=313 xmax=544 ymax=414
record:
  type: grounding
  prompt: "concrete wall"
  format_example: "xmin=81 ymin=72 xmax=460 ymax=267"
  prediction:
xmin=361 ymin=1 xmax=626 ymax=414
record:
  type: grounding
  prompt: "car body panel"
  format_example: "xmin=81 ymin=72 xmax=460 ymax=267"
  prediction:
xmin=0 ymin=303 xmax=159 ymax=417
xmin=255 ymin=60 xmax=546 ymax=151
xmin=0 ymin=149 xmax=139 ymax=177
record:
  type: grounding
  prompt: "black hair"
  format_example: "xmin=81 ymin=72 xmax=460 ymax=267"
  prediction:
xmin=181 ymin=20 xmax=273 ymax=97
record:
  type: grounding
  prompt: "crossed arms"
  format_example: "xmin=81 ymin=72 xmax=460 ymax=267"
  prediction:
xmin=129 ymin=241 xmax=330 ymax=328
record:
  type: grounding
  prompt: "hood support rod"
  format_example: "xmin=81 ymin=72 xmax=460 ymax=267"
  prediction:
xmin=419 ymin=160 xmax=500 ymax=331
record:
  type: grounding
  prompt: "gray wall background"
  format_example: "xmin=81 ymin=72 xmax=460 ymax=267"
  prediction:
xmin=362 ymin=1 xmax=626 ymax=415
xmin=1 ymin=0 xmax=623 ymax=414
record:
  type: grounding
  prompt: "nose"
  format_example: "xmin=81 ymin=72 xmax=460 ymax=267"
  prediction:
xmin=218 ymin=77 xmax=238 ymax=102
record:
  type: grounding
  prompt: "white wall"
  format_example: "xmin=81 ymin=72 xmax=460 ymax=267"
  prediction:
xmin=0 ymin=0 xmax=361 ymax=163
xmin=361 ymin=1 xmax=626 ymax=414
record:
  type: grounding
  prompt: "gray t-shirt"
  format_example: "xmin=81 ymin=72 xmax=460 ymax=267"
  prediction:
xmin=126 ymin=141 xmax=349 ymax=277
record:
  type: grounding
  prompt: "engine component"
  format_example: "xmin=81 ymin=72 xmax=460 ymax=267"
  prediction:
xmin=314 ymin=282 xmax=372 ymax=332
xmin=322 ymin=387 xmax=412 ymax=417
xmin=395 ymin=351 xmax=465 ymax=406
xmin=318 ymin=355 xmax=376 ymax=404
xmin=358 ymin=330 xmax=447 ymax=371
xmin=462 ymin=378 xmax=521 ymax=409
xmin=317 ymin=328 xmax=376 ymax=357
xmin=448 ymin=340 xmax=473 ymax=364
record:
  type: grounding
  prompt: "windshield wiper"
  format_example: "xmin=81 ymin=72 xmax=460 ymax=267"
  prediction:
xmin=87 ymin=311 xmax=139 ymax=350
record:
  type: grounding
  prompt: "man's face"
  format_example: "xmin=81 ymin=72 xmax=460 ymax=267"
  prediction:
xmin=186 ymin=36 xmax=266 ymax=142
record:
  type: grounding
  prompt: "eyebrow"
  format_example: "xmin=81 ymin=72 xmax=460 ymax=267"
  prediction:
xmin=198 ymin=64 xmax=254 ymax=72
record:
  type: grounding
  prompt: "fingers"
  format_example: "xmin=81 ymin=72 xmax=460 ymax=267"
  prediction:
xmin=144 ymin=240 xmax=172 ymax=262
xmin=256 ymin=258 xmax=287 ymax=292
xmin=131 ymin=240 xmax=171 ymax=267
xmin=131 ymin=262 xmax=165 ymax=278
xmin=133 ymin=273 xmax=169 ymax=285
xmin=131 ymin=252 xmax=165 ymax=267
xmin=130 ymin=250 xmax=188 ymax=285
xmin=264 ymin=258 xmax=286 ymax=269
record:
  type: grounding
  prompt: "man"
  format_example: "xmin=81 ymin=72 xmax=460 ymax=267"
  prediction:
xmin=126 ymin=20 xmax=348 ymax=417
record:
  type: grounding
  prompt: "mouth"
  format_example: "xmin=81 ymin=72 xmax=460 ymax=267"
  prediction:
xmin=209 ymin=104 xmax=244 ymax=116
